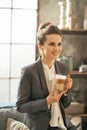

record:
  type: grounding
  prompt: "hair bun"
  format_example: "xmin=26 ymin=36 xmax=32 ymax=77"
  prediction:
xmin=38 ymin=21 xmax=52 ymax=30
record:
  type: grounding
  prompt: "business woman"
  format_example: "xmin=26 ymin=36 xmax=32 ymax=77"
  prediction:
xmin=16 ymin=22 xmax=77 ymax=130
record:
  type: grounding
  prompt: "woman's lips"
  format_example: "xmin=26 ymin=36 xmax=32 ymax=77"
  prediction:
xmin=52 ymin=52 xmax=59 ymax=55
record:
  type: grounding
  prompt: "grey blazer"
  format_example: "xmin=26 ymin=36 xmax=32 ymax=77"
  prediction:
xmin=16 ymin=58 xmax=76 ymax=130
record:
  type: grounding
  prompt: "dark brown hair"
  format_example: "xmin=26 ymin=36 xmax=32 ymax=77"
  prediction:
xmin=37 ymin=21 xmax=62 ymax=45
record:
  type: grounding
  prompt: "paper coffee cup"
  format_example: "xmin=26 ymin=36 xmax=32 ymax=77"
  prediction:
xmin=55 ymin=74 xmax=66 ymax=91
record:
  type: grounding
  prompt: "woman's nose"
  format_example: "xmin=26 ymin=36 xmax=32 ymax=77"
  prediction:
xmin=54 ymin=45 xmax=60 ymax=50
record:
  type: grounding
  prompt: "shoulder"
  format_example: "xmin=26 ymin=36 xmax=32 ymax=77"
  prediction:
xmin=19 ymin=62 xmax=37 ymax=79
xmin=55 ymin=60 xmax=69 ymax=75
xmin=21 ymin=58 xmax=42 ymax=74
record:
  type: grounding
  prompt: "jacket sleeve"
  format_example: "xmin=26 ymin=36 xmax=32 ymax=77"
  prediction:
xmin=16 ymin=67 xmax=50 ymax=114
xmin=61 ymin=90 xmax=72 ymax=108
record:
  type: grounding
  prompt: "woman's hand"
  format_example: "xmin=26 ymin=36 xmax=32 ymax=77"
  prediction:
xmin=46 ymin=74 xmax=73 ymax=105
xmin=46 ymin=88 xmax=65 ymax=105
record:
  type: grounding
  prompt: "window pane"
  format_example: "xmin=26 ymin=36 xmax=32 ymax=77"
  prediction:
xmin=12 ymin=10 xmax=37 ymax=44
xmin=0 ymin=0 xmax=37 ymax=103
xmin=0 ymin=44 xmax=10 ymax=77
xmin=0 ymin=80 xmax=9 ymax=102
xmin=0 ymin=0 xmax=11 ymax=7
xmin=11 ymin=45 xmax=36 ymax=77
xmin=10 ymin=79 xmax=19 ymax=103
xmin=0 ymin=9 xmax=11 ymax=43
xmin=13 ymin=0 xmax=38 ymax=9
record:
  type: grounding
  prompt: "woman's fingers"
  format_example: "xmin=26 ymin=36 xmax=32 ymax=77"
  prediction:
xmin=65 ymin=74 xmax=73 ymax=89
xmin=50 ymin=87 xmax=56 ymax=96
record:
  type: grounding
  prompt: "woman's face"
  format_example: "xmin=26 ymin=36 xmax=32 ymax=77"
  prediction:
xmin=38 ymin=34 xmax=62 ymax=61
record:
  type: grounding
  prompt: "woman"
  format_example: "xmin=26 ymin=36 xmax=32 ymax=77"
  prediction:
xmin=16 ymin=22 xmax=76 ymax=130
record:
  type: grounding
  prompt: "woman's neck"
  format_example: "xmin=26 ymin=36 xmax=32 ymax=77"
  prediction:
xmin=41 ymin=57 xmax=54 ymax=68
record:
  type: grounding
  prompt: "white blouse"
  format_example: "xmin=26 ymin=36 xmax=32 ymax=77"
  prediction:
xmin=42 ymin=62 xmax=67 ymax=130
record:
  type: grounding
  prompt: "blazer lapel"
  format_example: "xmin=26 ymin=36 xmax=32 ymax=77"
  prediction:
xmin=36 ymin=59 xmax=49 ymax=96
xmin=55 ymin=61 xmax=62 ymax=74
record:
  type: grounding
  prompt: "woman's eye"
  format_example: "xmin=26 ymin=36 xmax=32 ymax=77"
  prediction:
xmin=48 ymin=42 xmax=62 ymax=46
xmin=48 ymin=43 xmax=55 ymax=46
xmin=58 ymin=42 xmax=62 ymax=46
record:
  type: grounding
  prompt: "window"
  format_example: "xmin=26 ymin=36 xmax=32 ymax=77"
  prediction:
xmin=0 ymin=0 xmax=38 ymax=103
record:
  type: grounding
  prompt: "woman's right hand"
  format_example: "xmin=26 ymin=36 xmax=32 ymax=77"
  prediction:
xmin=46 ymin=88 xmax=65 ymax=106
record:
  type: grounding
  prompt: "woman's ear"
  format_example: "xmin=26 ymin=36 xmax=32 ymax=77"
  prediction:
xmin=37 ymin=43 xmax=40 ymax=49
xmin=37 ymin=43 xmax=43 ymax=50
xmin=37 ymin=43 xmax=43 ymax=56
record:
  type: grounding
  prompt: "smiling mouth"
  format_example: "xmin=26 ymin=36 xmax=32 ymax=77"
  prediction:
xmin=52 ymin=52 xmax=59 ymax=55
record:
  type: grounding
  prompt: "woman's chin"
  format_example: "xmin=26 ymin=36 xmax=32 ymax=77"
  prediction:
xmin=53 ymin=55 xmax=59 ymax=59
xmin=51 ymin=56 xmax=58 ymax=60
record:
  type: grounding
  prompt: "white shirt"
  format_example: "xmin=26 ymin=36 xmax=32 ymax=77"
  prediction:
xmin=42 ymin=62 xmax=67 ymax=130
